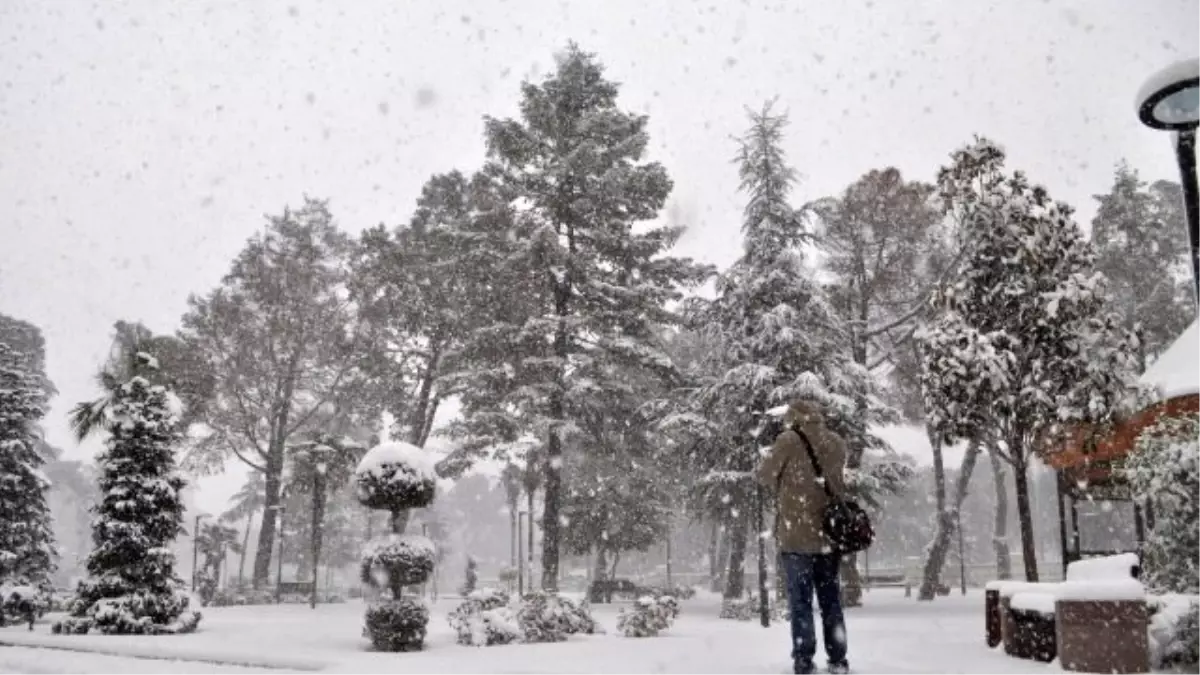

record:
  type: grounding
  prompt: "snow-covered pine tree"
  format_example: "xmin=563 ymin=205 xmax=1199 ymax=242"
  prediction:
xmin=0 ymin=342 xmax=57 ymax=616
xmin=676 ymin=102 xmax=896 ymax=601
xmin=451 ymin=43 xmax=710 ymax=591
xmin=1122 ymin=412 xmax=1198 ymax=594
xmin=1090 ymin=163 xmax=1193 ymax=370
xmin=919 ymin=137 xmax=1140 ymax=582
xmin=55 ymin=352 xmax=200 ymax=635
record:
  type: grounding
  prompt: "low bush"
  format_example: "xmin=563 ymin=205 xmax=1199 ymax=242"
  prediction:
xmin=448 ymin=589 xmax=522 ymax=647
xmin=1149 ymin=594 xmax=1199 ymax=670
xmin=364 ymin=597 xmax=430 ymax=652
xmin=617 ymin=595 xmax=679 ymax=637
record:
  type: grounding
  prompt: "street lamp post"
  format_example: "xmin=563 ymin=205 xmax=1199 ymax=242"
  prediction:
xmin=191 ymin=513 xmax=208 ymax=592
xmin=1136 ymin=58 xmax=1200 ymax=303
xmin=272 ymin=499 xmax=287 ymax=604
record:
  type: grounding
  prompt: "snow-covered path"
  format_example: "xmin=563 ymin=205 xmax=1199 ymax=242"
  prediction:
xmin=0 ymin=589 xmax=1060 ymax=673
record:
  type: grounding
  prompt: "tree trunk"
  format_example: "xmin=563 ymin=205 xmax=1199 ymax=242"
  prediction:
xmin=389 ymin=509 xmax=406 ymax=534
xmin=541 ymin=427 xmax=562 ymax=592
xmin=989 ymin=446 xmax=1012 ymax=580
xmin=310 ymin=475 xmax=325 ymax=610
xmin=723 ymin=509 xmax=749 ymax=600
xmin=609 ymin=551 xmax=621 ymax=581
xmin=238 ymin=509 xmax=254 ymax=589
xmin=1012 ymin=453 xmax=1039 ymax=582
xmin=591 ymin=547 xmax=609 ymax=603
xmin=527 ymin=488 xmax=536 ymax=587
xmin=252 ymin=456 xmax=283 ymax=588
xmin=708 ymin=519 xmax=720 ymax=584
xmin=755 ymin=486 xmax=769 ymax=626
xmin=712 ymin=523 xmax=729 ymax=592
xmin=919 ymin=440 xmax=981 ymax=600
xmin=510 ymin=501 xmax=518 ymax=570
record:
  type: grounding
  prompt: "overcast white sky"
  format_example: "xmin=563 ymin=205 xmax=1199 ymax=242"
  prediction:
xmin=1 ymin=0 xmax=1196 ymax=515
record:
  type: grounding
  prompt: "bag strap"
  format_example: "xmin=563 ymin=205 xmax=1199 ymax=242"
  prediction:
xmin=792 ymin=425 xmax=834 ymax=500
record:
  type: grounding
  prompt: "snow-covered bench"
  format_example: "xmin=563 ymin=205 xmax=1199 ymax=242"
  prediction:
xmin=986 ymin=554 xmax=1148 ymax=671
xmin=984 ymin=581 xmax=1046 ymax=649
xmin=1007 ymin=589 xmax=1059 ymax=662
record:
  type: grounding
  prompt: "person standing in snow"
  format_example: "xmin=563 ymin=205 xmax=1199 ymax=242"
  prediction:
xmin=756 ymin=399 xmax=850 ymax=675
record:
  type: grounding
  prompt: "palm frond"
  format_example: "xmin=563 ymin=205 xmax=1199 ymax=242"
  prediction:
xmin=68 ymin=397 xmax=111 ymax=442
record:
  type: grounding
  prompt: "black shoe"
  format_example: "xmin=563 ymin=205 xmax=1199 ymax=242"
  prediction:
xmin=827 ymin=662 xmax=850 ymax=674
xmin=794 ymin=661 xmax=816 ymax=675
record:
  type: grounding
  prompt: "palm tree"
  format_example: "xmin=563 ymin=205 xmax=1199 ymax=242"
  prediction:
xmin=500 ymin=463 xmax=522 ymax=572
xmin=196 ymin=522 xmax=243 ymax=602
xmin=68 ymin=321 xmax=212 ymax=441
xmin=288 ymin=433 xmax=365 ymax=608
xmin=220 ymin=472 xmax=266 ymax=589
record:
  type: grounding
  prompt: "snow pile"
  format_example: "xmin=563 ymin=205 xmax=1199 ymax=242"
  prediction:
xmin=617 ymin=595 xmax=679 ymax=637
xmin=1056 ymin=578 xmax=1145 ymax=602
xmin=985 ymin=581 xmax=1046 ymax=598
xmin=354 ymin=441 xmax=437 ymax=510
xmin=1065 ymin=552 xmax=1140 ymax=582
xmin=359 ymin=535 xmax=436 ymax=590
xmin=1148 ymin=594 xmax=1199 ymax=669
xmin=447 ymin=589 xmax=521 ymax=647
xmin=1009 ymin=592 xmax=1057 ymax=616
xmin=1139 ymin=319 xmax=1199 ymax=401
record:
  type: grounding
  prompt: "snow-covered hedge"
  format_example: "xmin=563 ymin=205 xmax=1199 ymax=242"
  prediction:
xmin=53 ymin=588 xmax=201 ymax=635
xmin=1122 ymin=412 xmax=1198 ymax=595
xmin=720 ymin=593 xmax=784 ymax=621
xmin=515 ymin=591 xmax=600 ymax=643
xmin=0 ymin=583 xmax=48 ymax=628
xmin=360 ymin=535 xmax=436 ymax=590
xmin=354 ymin=442 xmax=437 ymax=511
xmin=617 ymin=595 xmax=679 ymax=637
xmin=448 ymin=589 xmax=521 ymax=647
xmin=1149 ymin=594 xmax=1199 ymax=670
xmin=364 ymin=597 xmax=430 ymax=652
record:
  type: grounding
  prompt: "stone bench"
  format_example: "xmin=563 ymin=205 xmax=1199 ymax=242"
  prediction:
xmin=985 ymin=581 xmax=1046 ymax=648
xmin=1055 ymin=580 xmax=1149 ymax=674
xmin=1007 ymin=591 xmax=1058 ymax=662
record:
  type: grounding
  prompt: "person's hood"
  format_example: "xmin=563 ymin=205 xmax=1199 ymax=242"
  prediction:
xmin=782 ymin=399 xmax=825 ymax=429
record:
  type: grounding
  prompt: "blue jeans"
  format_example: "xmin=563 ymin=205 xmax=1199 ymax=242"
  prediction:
xmin=781 ymin=552 xmax=847 ymax=669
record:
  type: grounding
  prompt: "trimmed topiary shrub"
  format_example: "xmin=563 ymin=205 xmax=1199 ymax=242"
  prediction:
xmin=360 ymin=535 xmax=436 ymax=589
xmin=364 ymin=598 xmax=430 ymax=652
xmin=354 ymin=443 xmax=437 ymax=511
xmin=354 ymin=441 xmax=439 ymax=652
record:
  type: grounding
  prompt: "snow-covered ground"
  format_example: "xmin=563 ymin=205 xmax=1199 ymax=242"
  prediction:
xmin=0 ymin=589 xmax=1063 ymax=674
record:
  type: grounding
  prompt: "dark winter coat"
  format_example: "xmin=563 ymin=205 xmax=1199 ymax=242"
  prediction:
xmin=755 ymin=400 xmax=848 ymax=554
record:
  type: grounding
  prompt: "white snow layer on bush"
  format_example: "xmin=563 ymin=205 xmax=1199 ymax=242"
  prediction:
xmin=355 ymin=441 xmax=437 ymax=483
xmin=1066 ymin=552 xmax=1140 ymax=582
xmin=1148 ymin=593 xmax=1199 ymax=669
xmin=361 ymin=534 xmax=436 ymax=561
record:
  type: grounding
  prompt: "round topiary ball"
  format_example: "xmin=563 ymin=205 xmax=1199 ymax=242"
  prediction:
xmin=354 ymin=442 xmax=437 ymax=511
xmin=360 ymin=534 xmax=436 ymax=590
xmin=364 ymin=597 xmax=430 ymax=652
